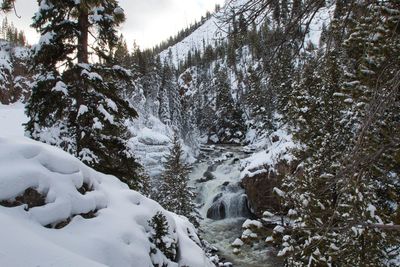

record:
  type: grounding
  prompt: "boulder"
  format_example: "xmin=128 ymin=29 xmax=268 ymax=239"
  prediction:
xmin=241 ymin=160 xmax=301 ymax=217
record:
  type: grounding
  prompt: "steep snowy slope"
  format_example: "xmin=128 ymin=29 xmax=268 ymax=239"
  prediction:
xmin=159 ymin=0 xmax=332 ymax=68
xmin=158 ymin=0 xmax=251 ymax=67
xmin=159 ymin=8 xmax=226 ymax=67
xmin=0 ymin=137 xmax=213 ymax=267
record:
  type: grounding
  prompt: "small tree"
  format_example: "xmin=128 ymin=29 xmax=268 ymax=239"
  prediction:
xmin=148 ymin=211 xmax=177 ymax=263
xmin=0 ymin=0 xmax=14 ymax=12
xmin=155 ymin=134 xmax=199 ymax=227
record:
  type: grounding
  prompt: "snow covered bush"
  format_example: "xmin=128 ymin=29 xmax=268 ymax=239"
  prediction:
xmin=148 ymin=211 xmax=178 ymax=264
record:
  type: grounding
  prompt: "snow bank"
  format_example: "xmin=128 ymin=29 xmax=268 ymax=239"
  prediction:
xmin=0 ymin=137 xmax=213 ymax=267
xmin=0 ymin=102 xmax=27 ymax=137
xmin=240 ymin=129 xmax=297 ymax=179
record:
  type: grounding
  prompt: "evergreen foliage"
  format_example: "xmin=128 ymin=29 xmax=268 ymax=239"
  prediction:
xmin=25 ymin=0 xmax=145 ymax=191
xmin=211 ymin=64 xmax=246 ymax=143
xmin=155 ymin=135 xmax=199 ymax=227
xmin=0 ymin=0 xmax=14 ymax=12
xmin=239 ymin=1 xmax=400 ymax=266
xmin=0 ymin=18 xmax=26 ymax=46
xmin=148 ymin=211 xmax=178 ymax=263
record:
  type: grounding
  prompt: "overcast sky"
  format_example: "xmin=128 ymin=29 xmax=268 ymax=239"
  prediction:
xmin=5 ymin=0 xmax=225 ymax=49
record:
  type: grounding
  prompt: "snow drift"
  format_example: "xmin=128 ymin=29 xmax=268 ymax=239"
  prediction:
xmin=0 ymin=137 xmax=213 ymax=267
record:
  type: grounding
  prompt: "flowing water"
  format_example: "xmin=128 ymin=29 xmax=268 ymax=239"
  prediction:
xmin=189 ymin=145 xmax=282 ymax=267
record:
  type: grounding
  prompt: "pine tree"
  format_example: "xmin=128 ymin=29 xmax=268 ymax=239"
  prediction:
xmin=155 ymin=134 xmax=199 ymax=227
xmin=266 ymin=2 xmax=400 ymax=266
xmin=246 ymin=65 xmax=274 ymax=132
xmin=159 ymin=61 xmax=181 ymax=130
xmin=148 ymin=211 xmax=178 ymax=263
xmin=25 ymin=0 xmax=143 ymax=190
xmin=0 ymin=0 xmax=14 ymax=12
xmin=211 ymin=65 xmax=246 ymax=143
xmin=113 ymin=34 xmax=131 ymax=68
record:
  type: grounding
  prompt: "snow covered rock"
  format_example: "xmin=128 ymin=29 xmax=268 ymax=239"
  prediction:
xmin=240 ymin=130 xmax=299 ymax=216
xmin=0 ymin=137 xmax=213 ymax=267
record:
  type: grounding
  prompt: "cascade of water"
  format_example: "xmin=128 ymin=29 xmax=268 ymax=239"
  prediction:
xmin=189 ymin=145 xmax=280 ymax=267
xmin=190 ymin=145 xmax=251 ymax=220
xmin=206 ymin=187 xmax=250 ymax=219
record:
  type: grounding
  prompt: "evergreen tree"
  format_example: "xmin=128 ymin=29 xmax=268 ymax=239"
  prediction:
xmin=211 ymin=65 xmax=246 ymax=143
xmin=113 ymin=34 xmax=131 ymax=68
xmin=0 ymin=18 xmax=26 ymax=46
xmin=25 ymin=0 xmax=144 ymax=190
xmin=0 ymin=0 xmax=14 ymax=12
xmin=246 ymin=65 xmax=274 ymax=132
xmin=155 ymin=134 xmax=199 ymax=227
xmin=148 ymin=211 xmax=178 ymax=263
xmin=265 ymin=2 xmax=400 ymax=266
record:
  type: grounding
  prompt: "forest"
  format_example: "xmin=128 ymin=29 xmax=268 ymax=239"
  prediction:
xmin=0 ymin=0 xmax=399 ymax=266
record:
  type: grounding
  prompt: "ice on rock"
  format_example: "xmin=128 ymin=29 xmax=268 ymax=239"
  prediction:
xmin=231 ymin=238 xmax=244 ymax=247
xmin=273 ymin=225 xmax=285 ymax=234
xmin=242 ymin=219 xmax=263 ymax=229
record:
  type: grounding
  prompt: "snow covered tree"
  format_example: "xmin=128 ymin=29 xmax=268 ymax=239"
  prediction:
xmin=211 ymin=64 xmax=246 ymax=143
xmin=265 ymin=1 xmax=400 ymax=266
xmin=159 ymin=61 xmax=176 ymax=126
xmin=155 ymin=134 xmax=199 ymax=227
xmin=0 ymin=0 xmax=14 ymax=12
xmin=25 ymin=0 xmax=143 ymax=190
xmin=148 ymin=211 xmax=178 ymax=263
xmin=246 ymin=65 xmax=274 ymax=132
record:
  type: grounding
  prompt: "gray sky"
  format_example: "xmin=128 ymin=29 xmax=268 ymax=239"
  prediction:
xmin=4 ymin=0 xmax=225 ymax=49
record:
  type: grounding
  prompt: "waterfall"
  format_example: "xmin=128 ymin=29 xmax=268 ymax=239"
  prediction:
xmin=190 ymin=145 xmax=251 ymax=220
xmin=206 ymin=186 xmax=250 ymax=220
xmin=189 ymin=145 xmax=280 ymax=267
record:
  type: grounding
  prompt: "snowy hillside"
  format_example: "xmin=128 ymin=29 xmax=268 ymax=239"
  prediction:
xmin=159 ymin=0 xmax=332 ymax=68
xmin=159 ymin=9 xmax=227 ymax=67
xmin=158 ymin=0 xmax=251 ymax=67
xmin=0 ymin=137 xmax=213 ymax=267
xmin=0 ymin=40 xmax=31 ymax=104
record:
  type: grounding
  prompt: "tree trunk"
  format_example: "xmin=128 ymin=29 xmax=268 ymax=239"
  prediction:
xmin=77 ymin=6 xmax=89 ymax=63
xmin=76 ymin=4 xmax=89 ymax=156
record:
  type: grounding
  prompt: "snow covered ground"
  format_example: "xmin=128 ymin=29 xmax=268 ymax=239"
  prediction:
xmin=240 ymin=129 xmax=297 ymax=179
xmin=0 ymin=137 xmax=213 ymax=267
xmin=0 ymin=102 xmax=26 ymax=137
xmin=0 ymin=103 xmax=212 ymax=266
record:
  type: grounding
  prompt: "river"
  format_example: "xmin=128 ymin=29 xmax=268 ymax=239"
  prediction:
xmin=189 ymin=145 xmax=282 ymax=267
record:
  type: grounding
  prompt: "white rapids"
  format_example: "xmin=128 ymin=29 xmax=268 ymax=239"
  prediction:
xmin=189 ymin=145 xmax=281 ymax=267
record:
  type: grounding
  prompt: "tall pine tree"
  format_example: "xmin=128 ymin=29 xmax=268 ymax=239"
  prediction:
xmin=155 ymin=134 xmax=199 ymax=226
xmin=26 ymin=0 xmax=145 ymax=191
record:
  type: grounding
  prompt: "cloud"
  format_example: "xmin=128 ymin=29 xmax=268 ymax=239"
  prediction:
xmin=6 ymin=0 xmax=225 ymax=49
